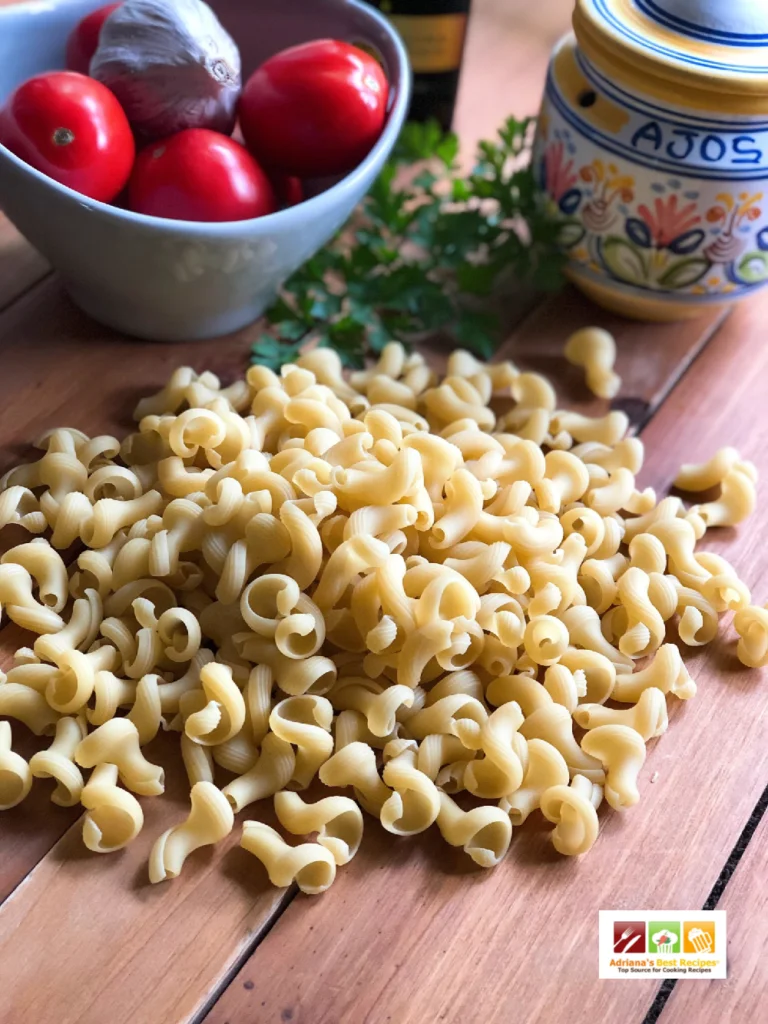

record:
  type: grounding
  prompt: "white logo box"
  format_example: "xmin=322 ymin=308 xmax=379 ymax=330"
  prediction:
xmin=598 ymin=910 xmax=727 ymax=980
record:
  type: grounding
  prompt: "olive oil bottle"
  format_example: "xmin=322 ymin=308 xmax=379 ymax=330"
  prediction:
xmin=367 ymin=1 xmax=472 ymax=130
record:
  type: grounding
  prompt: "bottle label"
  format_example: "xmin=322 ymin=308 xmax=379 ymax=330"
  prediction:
xmin=390 ymin=14 xmax=468 ymax=74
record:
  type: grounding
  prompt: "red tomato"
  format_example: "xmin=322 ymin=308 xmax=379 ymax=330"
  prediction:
xmin=0 ymin=71 xmax=134 ymax=202
xmin=65 ymin=3 xmax=121 ymax=75
xmin=239 ymin=40 xmax=389 ymax=178
xmin=129 ymin=129 xmax=276 ymax=222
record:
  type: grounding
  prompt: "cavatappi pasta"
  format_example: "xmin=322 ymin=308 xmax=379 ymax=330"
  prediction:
xmin=0 ymin=341 xmax=760 ymax=892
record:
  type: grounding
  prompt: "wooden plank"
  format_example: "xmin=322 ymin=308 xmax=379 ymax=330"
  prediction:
xmin=0 ymin=280 xmax=250 ymax=457
xmin=0 ymin=217 xmax=49 ymax=313
xmin=661 ymin=802 xmax=768 ymax=1024
xmin=203 ymin=292 xmax=768 ymax=1024
xmin=0 ymin=627 xmax=81 ymax=903
xmin=0 ymin=1 xmax=740 ymax=1018
xmin=495 ymin=287 xmax=726 ymax=428
xmin=0 ymin=734 xmax=290 ymax=1024
xmin=0 ymin=277 xmax=734 ymax=1014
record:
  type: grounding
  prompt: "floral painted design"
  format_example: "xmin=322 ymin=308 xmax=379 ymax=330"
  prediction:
xmin=629 ymin=195 xmax=703 ymax=251
xmin=539 ymin=134 xmax=586 ymax=249
xmin=579 ymin=160 xmax=634 ymax=233
xmin=705 ymin=192 xmax=761 ymax=264
xmin=535 ymin=121 xmax=768 ymax=298
xmin=543 ymin=140 xmax=578 ymax=205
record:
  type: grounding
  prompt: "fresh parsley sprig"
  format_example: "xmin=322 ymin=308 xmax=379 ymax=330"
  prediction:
xmin=251 ymin=116 xmax=564 ymax=371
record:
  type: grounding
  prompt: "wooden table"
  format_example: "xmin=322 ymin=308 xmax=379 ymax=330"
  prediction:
xmin=1 ymin=2 xmax=767 ymax=1022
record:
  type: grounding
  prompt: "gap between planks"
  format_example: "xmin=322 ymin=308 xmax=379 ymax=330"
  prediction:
xmin=203 ymin=295 xmax=768 ymax=1024
xmin=642 ymin=780 xmax=768 ymax=1024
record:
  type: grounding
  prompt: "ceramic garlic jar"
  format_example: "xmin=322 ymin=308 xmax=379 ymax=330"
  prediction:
xmin=535 ymin=0 xmax=768 ymax=320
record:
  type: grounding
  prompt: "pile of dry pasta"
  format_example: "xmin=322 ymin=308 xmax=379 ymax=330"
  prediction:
xmin=0 ymin=332 xmax=764 ymax=895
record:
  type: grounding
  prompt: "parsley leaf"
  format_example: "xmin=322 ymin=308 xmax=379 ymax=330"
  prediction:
xmin=251 ymin=115 xmax=563 ymax=371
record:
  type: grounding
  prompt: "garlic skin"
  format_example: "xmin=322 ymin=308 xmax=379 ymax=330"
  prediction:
xmin=90 ymin=0 xmax=242 ymax=140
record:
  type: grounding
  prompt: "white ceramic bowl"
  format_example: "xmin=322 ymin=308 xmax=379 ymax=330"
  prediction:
xmin=0 ymin=0 xmax=410 ymax=340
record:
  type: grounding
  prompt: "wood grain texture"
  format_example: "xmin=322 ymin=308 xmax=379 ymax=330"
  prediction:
xmin=662 ymin=808 xmax=768 ymax=1024
xmin=0 ymin=217 xmax=49 ymax=313
xmin=2 ymin=2 xmax=763 ymax=1022
xmin=0 ymin=626 xmax=80 ymax=903
xmin=204 ymin=293 xmax=768 ymax=1024
xmin=494 ymin=286 xmax=727 ymax=428
xmin=0 ymin=290 xmax=737 ymax=1019
xmin=0 ymin=733 xmax=290 ymax=1024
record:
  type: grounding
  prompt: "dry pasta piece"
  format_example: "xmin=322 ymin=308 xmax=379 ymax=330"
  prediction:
xmin=181 ymin=662 xmax=246 ymax=747
xmin=416 ymin=734 xmax=475 ymax=782
xmin=436 ymin=791 xmax=512 ymax=868
xmin=520 ymin=704 xmax=604 ymax=782
xmin=674 ymin=447 xmax=741 ymax=492
xmin=540 ymin=774 xmax=601 ymax=856
xmin=733 ymin=604 xmax=768 ymax=668
xmin=45 ymin=644 xmax=118 ymax=715
xmin=0 ymin=562 xmax=66 ymax=633
xmin=35 ymin=589 xmax=103 ymax=662
xmin=81 ymin=763 xmax=144 ymax=853
xmin=405 ymin=694 xmax=488 ymax=743
xmin=523 ymin=615 xmax=569 ymax=667
xmin=500 ymin=738 xmax=569 ymax=825
xmin=0 ymin=485 xmax=47 ymax=534
xmin=0 ymin=721 xmax=33 ymax=810
xmin=269 ymin=695 xmax=334 ymax=789
xmin=463 ymin=702 xmax=525 ymax=799
xmin=319 ymin=741 xmax=391 ymax=816
xmin=692 ymin=462 xmax=757 ymax=527
xmin=612 ymin=644 xmax=695 ymax=702
xmin=0 ymin=682 xmax=60 ymax=735
xmin=29 ymin=716 xmax=86 ymax=806
xmin=573 ymin=687 xmax=668 ymax=741
xmin=329 ymin=678 xmax=414 ymax=737
xmin=564 ymin=327 xmax=621 ymax=400
xmin=75 ymin=719 xmax=164 ymax=796
xmin=240 ymin=821 xmax=336 ymax=894
xmin=380 ymin=740 xmax=441 ymax=836
xmin=2 ymin=540 xmax=69 ymax=612
xmin=543 ymin=664 xmax=586 ymax=712
xmin=580 ymin=725 xmax=646 ymax=810
xmin=561 ymin=605 xmax=633 ymax=669
xmin=222 ymin=732 xmax=295 ymax=812
xmin=149 ymin=781 xmax=234 ymax=883
xmin=616 ymin=567 xmax=666 ymax=658
xmin=274 ymin=791 xmax=363 ymax=864
xmin=535 ymin=451 xmax=590 ymax=515
xmin=183 ymin=731 xmax=217 ymax=785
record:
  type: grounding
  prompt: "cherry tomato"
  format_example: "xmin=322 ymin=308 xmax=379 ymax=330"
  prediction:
xmin=239 ymin=39 xmax=389 ymax=178
xmin=65 ymin=3 xmax=121 ymax=75
xmin=0 ymin=71 xmax=135 ymax=202
xmin=129 ymin=128 xmax=276 ymax=222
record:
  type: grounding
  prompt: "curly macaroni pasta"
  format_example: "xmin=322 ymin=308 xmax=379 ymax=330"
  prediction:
xmin=0 ymin=339 xmax=759 ymax=890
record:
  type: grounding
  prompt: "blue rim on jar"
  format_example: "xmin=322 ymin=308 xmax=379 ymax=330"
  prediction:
xmin=536 ymin=0 xmax=768 ymax=320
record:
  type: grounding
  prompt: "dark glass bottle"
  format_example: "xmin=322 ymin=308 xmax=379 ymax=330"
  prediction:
xmin=367 ymin=1 xmax=472 ymax=131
